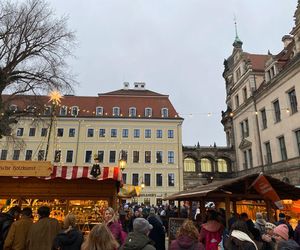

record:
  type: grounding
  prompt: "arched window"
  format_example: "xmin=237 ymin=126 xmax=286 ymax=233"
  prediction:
xmin=60 ymin=106 xmax=67 ymax=116
xmin=184 ymin=157 xmax=196 ymax=172
xmin=145 ymin=107 xmax=152 ymax=117
xmin=201 ymin=158 xmax=212 ymax=172
xmin=129 ymin=107 xmax=136 ymax=117
xmin=96 ymin=107 xmax=103 ymax=116
xmin=44 ymin=106 xmax=52 ymax=115
xmin=217 ymin=159 xmax=228 ymax=172
xmin=113 ymin=107 xmax=120 ymax=116
xmin=161 ymin=108 xmax=169 ymax=118
xmin=71 ymin=106 xmax=79 ymax=116
xmin=9 ymin=104 xmax=18 ymax=112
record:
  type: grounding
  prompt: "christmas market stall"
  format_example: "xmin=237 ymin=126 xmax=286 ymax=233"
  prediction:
xmin=0 ymin=160 xmax=122 ymax=229
xmin=164 ymin=173 xmax=300 ymax=227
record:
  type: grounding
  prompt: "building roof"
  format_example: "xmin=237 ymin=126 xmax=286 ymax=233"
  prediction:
xmin=244 ymin=53 xmax=269 ymax=72
xmin=2 ymin=86 xmax=182 ymax=119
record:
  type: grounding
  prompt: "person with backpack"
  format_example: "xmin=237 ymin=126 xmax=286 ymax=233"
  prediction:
xmin=0 ymin=206 xmax=21 ymax=250
xmin=199 ymin=210 xmax=223 ymax=250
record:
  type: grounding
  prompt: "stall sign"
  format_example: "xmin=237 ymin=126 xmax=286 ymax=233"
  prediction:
xmin=0 ymin=160 xmax=52 ymax=176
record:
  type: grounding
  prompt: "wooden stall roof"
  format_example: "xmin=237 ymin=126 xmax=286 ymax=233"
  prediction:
xmin=164 ymin=173 xmax=300 ymax=201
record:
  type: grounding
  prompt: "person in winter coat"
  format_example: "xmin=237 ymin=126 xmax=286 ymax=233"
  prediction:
xmin=27 ymin=206 xmax=61 ymax=250
xmin=120 ymin=217 xmax=155 ymax=250
xmin=52 ymin=213 xmax=83 ymax=250
xmin=0 ymin=206 xmax=21 ymax=250
xmin=276 ymin=239 xmax=300 ymax=250
xmin=224 ymin=220 xmax=258 ymax=250
xmin=148 ymin=209 xmax=165 ymax=250
xmin=170 ymin=219 xmax=204 ymax=250
xmin=199 ymin=210 xmax=223 ymax=250
xmin=294 ymin=220 xmax=300 ymax=246
xmin=105 ymin=207 xmax=126 ymax=246
xmin=4 ymin=207 xmax=33 ymax=250
xmin=254 ymin=213 xmax=266 ymax=236
xmin=276 ymin=213 xmax=294 ymax=240
xmin=261 ymin=222 xmax=276 ymax=250
xmin=81 ymin=223 xmax=119 ymax=250
xmin=273 ymin=224 xmax=290 ymax=249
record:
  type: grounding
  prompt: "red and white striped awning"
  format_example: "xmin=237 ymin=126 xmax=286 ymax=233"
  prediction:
xmin=45 ymin=166 xmax=122 ymax=181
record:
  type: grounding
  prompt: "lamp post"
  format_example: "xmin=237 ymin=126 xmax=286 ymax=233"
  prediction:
xmin=140 ymin=177 xmax=145 ymax=189
xmin=118 ymin=150 xmax=127 ymax=171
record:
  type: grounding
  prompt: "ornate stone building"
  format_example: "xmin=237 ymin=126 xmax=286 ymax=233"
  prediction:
xmin=221 ymin=1 xmax=300 ymax=185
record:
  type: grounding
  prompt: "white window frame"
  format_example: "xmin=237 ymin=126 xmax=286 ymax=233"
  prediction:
xmin=145 ymin=107 xmax=152 ymax=117
xmin=129 ymin=107 xmax=136 ymax=117
xmin=96 ymin=106 xmax=103 ymax=116
xmin=161 ymin=108 xmax=169 ymax=118
xmin=112 ymin=107 xmax=120 ymax=116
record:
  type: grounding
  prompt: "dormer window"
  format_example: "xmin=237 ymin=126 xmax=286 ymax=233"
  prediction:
xmin=26 ymin=105 xmax=36 ymax=113
xmin=71 ymin=106 xmax=79 ymax=116
xmin=113 ymin=107 xmax=120 ymax=116
xmin=9 ymin=104 xmax=18 ymax=112
xmin=60 ymin=106 xmax=67 ymax=116
xmin=44 ymin=106 xmax=52 ymax=115
xmin=129 ymin=107 xmax=136 ymax=117
xmin=96 ymin=107 xmax=103 ymax=116
xmin=145 ymin=107 xmax=152 ymax=117
xmin=266 ymin=65 xmax=277 ymax=81
xmin=161 ymin=108 xmax=169 ymax=118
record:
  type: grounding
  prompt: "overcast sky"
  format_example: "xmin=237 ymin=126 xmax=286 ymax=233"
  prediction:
xmin=49 ymin=0 xmax=296 ymax=146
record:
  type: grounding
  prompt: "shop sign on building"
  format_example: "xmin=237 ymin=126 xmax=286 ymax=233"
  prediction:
xmin=0 ymin=160 xmax=52 ymax=176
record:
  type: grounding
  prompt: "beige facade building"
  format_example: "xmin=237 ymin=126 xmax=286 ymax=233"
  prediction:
xmin=221 ymin=2 xmax=300 ymax=184
xmin=0 ymin=82 xmax=183 ymax=205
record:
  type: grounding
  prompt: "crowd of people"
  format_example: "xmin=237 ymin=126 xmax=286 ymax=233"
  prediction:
xmin=0 ymin=203 xmax=300 ymax=250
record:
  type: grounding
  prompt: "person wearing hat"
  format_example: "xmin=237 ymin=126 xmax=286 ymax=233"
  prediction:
xmin=90 ymin=154 xmax=101 ymax=178
xmin=148 ymin=208 xmax=165 ymax=250
xmin=254 ymin=212 xmax=266 ymax=236
xmin=261 ymin=222 xmax=276 ymax=250
xmin=121 ymin=218 xmax=155 ymax=250
xmin=276 ymin=213 xmax=294 ymax=239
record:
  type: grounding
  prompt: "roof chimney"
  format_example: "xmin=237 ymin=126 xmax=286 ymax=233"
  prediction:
xmin=282 ymin=35 xmax=293 ymax=48
xmin=123 ymin=82 xmax=129 ymax=90
xmin=133 ymin=82 xmax=146 ymax=90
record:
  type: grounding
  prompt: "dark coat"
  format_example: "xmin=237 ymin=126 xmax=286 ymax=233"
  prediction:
xmin=108 ymin=220 xmax=124 ymax=245
xmin=52 ymin=228 xmax=83 ymax=250
xmin=120 ymin=232 xmax=155 ymax=250
xmin=0 ymin=213 xmax=15 ymax=250
xmin=224 ymin=236 xmax=257 ymax=250
xmin=148 ymin=215 xmax=165 ymax=250
xmin=294 ymin=224 xmax=300 ymax=246
xmin=170 ymin=235 xmax=204 ymax=250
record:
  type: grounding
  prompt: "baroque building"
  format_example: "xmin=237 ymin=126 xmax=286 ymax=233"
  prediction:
xmin=221 ymin=1 xmax=300 ymax=185
xmin=0 ymin=82 xmax=183 ymax=205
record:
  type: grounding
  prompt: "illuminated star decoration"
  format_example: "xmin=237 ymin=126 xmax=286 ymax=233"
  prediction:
xmin=48 ymin=90 xmax=62 ymax=106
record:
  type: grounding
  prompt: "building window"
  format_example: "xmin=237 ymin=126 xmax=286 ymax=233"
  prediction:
xmin=69 ymin=128 xmax=75 ymax=137
xmin=243 ymin=151 xmax=248 ymax=169
xmin=156 ymin=129 xmax=162 ymax=138
xmin=111 ymin=129 xmax=117 ymax=138
xmin=29 ymin=128 xmax=36 ymax=137
xmin=235 ymin=67 xmax=241 ymax=80
xmin=168 ymin=173 xmax=175 ymax=186
xmin=129 ymin=107 xmax=136 ymax=117
xmin=168 ymin=130 xmax=174 ymax=138
xmin=132 ymin=174 xmax=139 ymax=186
xmin=0 ymin=150 xmax=7 ymax=160
xmin=57 ymin=128 xmax=64 ymax=137
xmin=41 ymin=128 xmax=48 ymax=137
xmin=235 ymin=94 xmax=239 ymax=108
xmin=122 ymin=173 xmax=127 ymax=184
xmin=144 ymin=174 xmax=151 ymax=186
xmin=156 ymin=173 xmax=163 ymax=186
xmin=145 ymin=129 xmax=151 ymax=138
xmin=156 ymin=151 xmax=163 ymax=163
xmin=145 ymin=151 xmax=151 ymax=163
xmin=288 ymin=89 xmax=298 ymax=114
xmin=96 ymin=107 xmax=103 ymax=116
xmin=44 ymin=106 xmax=52 ymax=115
xmin=16 ymin=128 xmax=24 ymax=136
xmin=38 ymin=150 xmax=45 ymax=161
xmin=54 ymin=150 xmax=61 ymax=162
xmin=25 ymin=150 xmax=32 ymax=160
xmin=133 ymin=151 xmax=139 ymax=163
xmin=201 ymin=158 xmax=212 ymax=172
xmin=66 ymin=150 xmax=73 ymax=163
xmin=242 ymin=87 xmax=247 ymax=102
xmin=112 ymin=107 xmax=120 ymax=116
xmin=87 ymin=128 xmax=94 ymax=137
xmin=85 ymin=150 xmax=92 ymax=163
xmin=97 ymin=150 xmax=104 ymax=163
xmin=184 ymin=158 xmax=195 ymax=172
xmin=60 ymin=106 xmax=67 ymax=116
xmin=13 ymin=150 xmax=20 ymax=160
xmin=261 ymin=108 xmax=267 ymax=129
xmin=122 ymin=129 xmax=129 ymax=138
xmin=296 ymin=130 xmax=300 ymax=156
xmin=161 ymin=108 xmax=169 ymax=118
xmin=240 ymin=119 xmax=249 ymax=138
xmin=71 ymin=106 xmax=79 ymax=116
xmin=273 ymin=100 xmax=281 ymax=123
xmin=145 ymin=108 xmax=152 ymax=117
xmin=9 ymin=104 xmax=18 ymax=112
xmin=278 ymin=136 xmax=287 ymax=161
xmin=248 ymin=149 xmax=253 ymax=168
xmin=168 ymin=151 xmax=174 ymax=164
xmin=99 ymin=129 xmax=105 ymax=137
xmin=265 ymin=142 xmax=272 ymax=164
xmin=109 ymin=151 xmax=116 ymax=163
xmin=134 ymin=129 xmax=140 ymax=138
xmin=217 ymin=159 xmax=228 ymax=172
